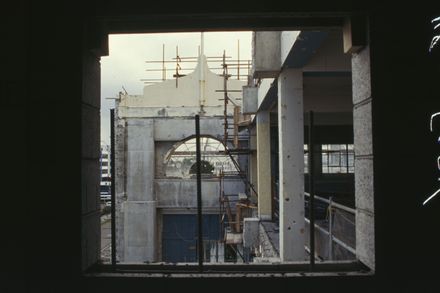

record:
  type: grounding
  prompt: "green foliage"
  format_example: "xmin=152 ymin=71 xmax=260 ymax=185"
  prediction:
xmin=189 ymin=160 xmax=214 ymax=175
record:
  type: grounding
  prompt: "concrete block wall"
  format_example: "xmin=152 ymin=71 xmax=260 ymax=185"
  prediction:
xmin=351 ymin=46 xmax=375 ymax=270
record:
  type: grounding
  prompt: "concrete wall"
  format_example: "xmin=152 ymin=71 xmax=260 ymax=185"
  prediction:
xmin=154 ymin=118 xmax=227 ymax=141
xmin=155 ymin=178 xmax=245 ymax=208
xmin=116 ymin=112 xmax=245 ymax=262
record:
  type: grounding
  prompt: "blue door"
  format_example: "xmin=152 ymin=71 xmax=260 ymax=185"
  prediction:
xmin=162 ymin=214 xmax=220 ymax=263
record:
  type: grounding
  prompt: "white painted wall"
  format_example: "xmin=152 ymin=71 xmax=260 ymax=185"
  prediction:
xmin=118 ymin=55 xmax=246 ymax=116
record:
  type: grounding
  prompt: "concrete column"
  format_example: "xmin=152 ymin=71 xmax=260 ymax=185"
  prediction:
xmin=123 ymin=201 xmax=157 ymax=262
xmin=124 ymin=119 xmax=157 ymax=262
xmin=126 ymin=119 xmax=155 ymax=202
xmin=257 ymin=111 xmax=272 ymax=220
xmin=248 ymin=127 xmax=258 ymax=202
xmin=81 ymin=50 xmax=101 ymax=270
xmin=278 ymin=69 xmax=306 ymax=261
xmin=352 ymin=46 xmax=375 ymax=270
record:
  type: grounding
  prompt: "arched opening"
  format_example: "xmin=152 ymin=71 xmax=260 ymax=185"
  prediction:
xmin=164 ymin=136 xmax=237 ymax=178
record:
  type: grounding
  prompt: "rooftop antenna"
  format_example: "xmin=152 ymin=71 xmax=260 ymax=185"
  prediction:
xmin=201 ymin=31 xmax=205 ymax=56
xmin=162 ymin=44 xmax=166 ymax=81
xmin=174 ymin=45 xmax=183 ymax=88
xmin=237 ymin=39 xmax=240 ymax=80
xmin=199 ymin=32 xmax=206 ymax=113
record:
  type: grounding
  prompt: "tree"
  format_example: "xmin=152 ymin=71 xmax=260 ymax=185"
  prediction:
xmin=189 ymin=160 xmax=214 ymax=175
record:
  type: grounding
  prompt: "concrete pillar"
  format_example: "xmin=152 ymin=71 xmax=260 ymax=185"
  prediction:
xmin=352 ymin=46 xmax=375 ymax=270
xmin=124 ymin=119 xmax=157 ymax=262
xmin=248 ymin=127 xmax=258 ymax=203
xmin=81 ymin=50 xmax=101 ymax=270
xmin=257 ymin=111 xmax=272 ymax=220
xmin=123 ymin=201 xmax=157 ymax=262
xmin=278 ymin=69 xmax=306 ymax=261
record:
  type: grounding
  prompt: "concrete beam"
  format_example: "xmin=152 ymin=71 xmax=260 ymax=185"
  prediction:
xmin=303 ymin=30 xmax=351 ymax=72
xmin=242 ymin=86 xmax=258 ymax=114
xmin=283 ymin=31 xmax=328 ymax=69
xmin=257 ymin=78 xmax=277 ymax=111
xmin=117 ymin=105 xmax=229 ymax=119
xmin=281 ymin=31 xmax=301 ymax=65
xmin=154 ymin=117 xmax=226 ymax=141
xmin=278 ymin=69 xmax=306 ymax=261
xmin=155 ymin=179 xmax=245 ymax=208
xmin=343 ymin=15 xmax=367 ymax=54
xmin=252 ymin=32 xmax=281 ymax=78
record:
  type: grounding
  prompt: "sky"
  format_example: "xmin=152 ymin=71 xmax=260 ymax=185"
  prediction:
xmin=100 ymin=31 xmax=253 ymax=145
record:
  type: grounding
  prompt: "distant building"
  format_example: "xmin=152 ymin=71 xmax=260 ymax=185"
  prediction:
xmin=100 ymin=144 xmax=111 ymax=201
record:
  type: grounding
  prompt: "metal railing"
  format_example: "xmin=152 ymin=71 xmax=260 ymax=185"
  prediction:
xmin=304 ymin=192 xmax=356 ymax=260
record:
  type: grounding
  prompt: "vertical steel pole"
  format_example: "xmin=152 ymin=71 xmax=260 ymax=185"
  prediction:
xmin=308 ymin=111 xmax=315 ymax=270
xmin=328 ymin=196 xmax=333 ymax=261
xmin=195 ymin=115 xmax=203 ymax=272
xmin=110 ymin=109 xmax=116 ymax=268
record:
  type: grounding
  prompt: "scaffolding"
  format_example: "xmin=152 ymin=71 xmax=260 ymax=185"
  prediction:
xmin=216 ymin=49 xmax=258 ymax=262
xmin=142 ymin=42 xmax=251 ymax=88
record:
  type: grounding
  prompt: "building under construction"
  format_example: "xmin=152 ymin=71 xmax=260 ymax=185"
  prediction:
xmin=8 ymin=3 xmax=440 ymax=291
xmin=113 ymin=29 xmax=360 ymax=265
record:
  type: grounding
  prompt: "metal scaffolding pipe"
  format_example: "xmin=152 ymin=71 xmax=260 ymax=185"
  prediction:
xmin=195 ymin=115 xmax=203 ymax=271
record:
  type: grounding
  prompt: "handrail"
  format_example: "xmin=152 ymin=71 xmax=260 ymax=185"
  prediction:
xmin=304 ymin=192 xmax=356 ymax=259
xmin=304 ymin=218 xmax=356 ymax=255
xmin=304 ymin=192 xmax=355 ymax=214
